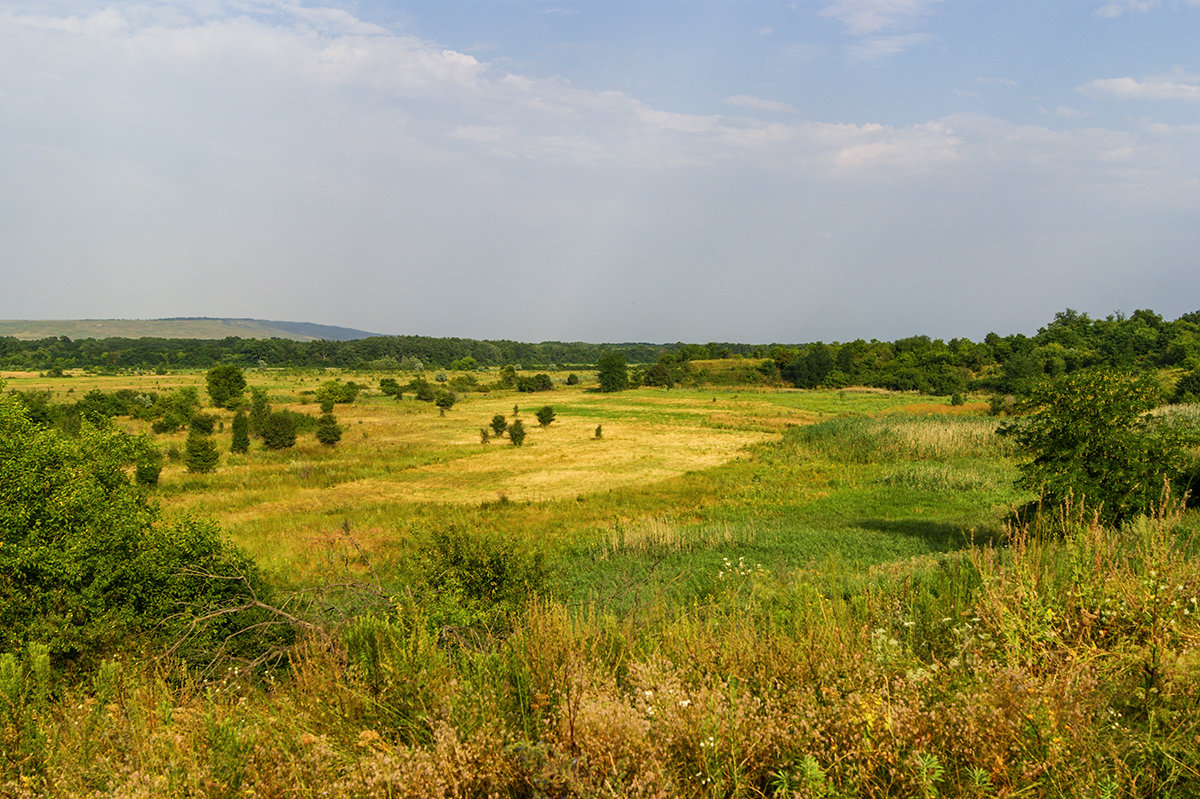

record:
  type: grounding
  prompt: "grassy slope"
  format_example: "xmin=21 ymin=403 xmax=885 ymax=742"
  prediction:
xmin=0 ymin=317 xmax=377 ymax=341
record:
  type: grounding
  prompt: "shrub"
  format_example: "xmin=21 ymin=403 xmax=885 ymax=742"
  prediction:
xmin=1173 ymin=367 xmax=1200 ymax=403
xmin=230 ymin=409 xmax=250 ymax=453
xmin=135 ymin=446 xmax=163 ymax=486
xmin=316 ymin=413 xmax=342 ymax=446
xmin=1000 ymin=368 xmax=1198 ymax=522
xmin=184 ymin=431 xmax=219 ymax=473
xmin=516 ymin=374 xmax=554 ymax=392
xmin=566 ymin=373 xmax=579 ymax=385
xmin=0 ymin=392 xmax=269 ymax=666
xmin=491 ymin=414 xmax=508 ymax=437
xmin=536 ymin=406 xmax=555 ymax=427
xmin=509 ymin=418 xmax=527 ymax=447
xmin=260 ymin=411 xmax=298 ymax=450
xmin=189 ymin=412 xmax=217 ymax=435
xmin=248 ymin=388 xmax=271 ymax=435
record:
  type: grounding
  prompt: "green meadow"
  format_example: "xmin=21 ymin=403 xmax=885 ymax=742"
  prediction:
xmin=3 ymin=367 xmax=1199 ymax=797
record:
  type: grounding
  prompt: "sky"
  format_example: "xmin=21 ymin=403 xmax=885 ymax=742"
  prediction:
xmin=1 ymin=0 xmax=1198 ymax=344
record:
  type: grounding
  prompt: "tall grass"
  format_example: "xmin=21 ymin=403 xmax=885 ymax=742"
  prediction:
xmin=7 ymin=505 xmax=1198 ymax=797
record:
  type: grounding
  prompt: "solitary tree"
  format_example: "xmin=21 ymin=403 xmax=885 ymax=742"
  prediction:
xmin=597 ymin=352 xmax=629 ymax=393
xmin=491 ymin=414 xmax=508 ymax=437
xmin=205 ymin=365 xmax=247 ymax=410
xmin=508 ymin=418 xmax=527 ymax=447
xmin=435 ymin=390 xmax=456 ymax=416
xmin=1000 ymin=368 xmax=1198 ymax=522
xmin=230 ymin=409 xmax=250 ymax=453
xmin=536 ymin=406 xmax=556 ymax=427
xmin=315 ymin=413 xmax=342 ymax=446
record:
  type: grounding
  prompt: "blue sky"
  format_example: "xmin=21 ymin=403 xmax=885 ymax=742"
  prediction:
xmin=1 ymin=1 xmax=1197 ymax=343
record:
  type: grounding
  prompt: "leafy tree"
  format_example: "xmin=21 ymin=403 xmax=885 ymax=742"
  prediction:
xmin=516 ymin=373 xmax=554 ymax=392
xmin=205 ymin=364 xmax=246 ymax=409
xmin=566 ymin=373 xmax=579 ymax=386
xmin=231 ymin=409 xmax=250 ymax=453
xmin=508 ymin=418 xmax=527 ymax=446
xmin=597 ymin=352 xmax=628 ymax=393
xmin=260 ymin=411 xmax=298 ymax=450
xmin=317 ymin=379 xmax=361 ymax=407
xmin=497 ymin=365 xmax=518 ymax=389
xmin=1000 ymin=368 xmax=1198 ymax=522
xmin=0 ymin=390 xmax=273 ymax=665
xmin=379 ymin=377 xmax=401 ymax=397
xmin=434 ymin=390 xmax=456 ymax=416
xmin=536 ymin=406 xmax=556 ymax=427
xmin=491 ymin=414 xmax=508 ymax=437
xmin=315 ymin=413 xmax=342 ymax=446
xmin=184 ymin=431 xmax=219 ymax=473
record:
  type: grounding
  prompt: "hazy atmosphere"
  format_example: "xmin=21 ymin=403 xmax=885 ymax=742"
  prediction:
xmin=2 ymin=0 xmax=1197 ymax=343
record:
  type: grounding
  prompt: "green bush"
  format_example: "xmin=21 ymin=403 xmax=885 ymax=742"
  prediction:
xmin=260 ymin=411 xmax=299 ymax=450
xmin=509 ymin=418 xmax=527 ymax=447
xmin=316 ymin=413 xmax=342 ymax=446
xmin=536 ymin=406 xmax=555 ymax=427
xmin=185 ymin=432 xmax=219 ymax=473
xmin=0 ymin=392 xmax=271 ymax=667
xmin=205 ymin=364 xmax=246 ymax=410
xmin=1000 ymin=368 xmax=1199 ymax=522
xmin=230 ymin=409 xmax=250 ymax=453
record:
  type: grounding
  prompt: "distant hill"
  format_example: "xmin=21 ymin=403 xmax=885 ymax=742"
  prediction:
xmin=0 ymin=318 xmax=381 ymax=342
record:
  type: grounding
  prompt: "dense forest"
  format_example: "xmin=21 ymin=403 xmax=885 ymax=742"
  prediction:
xmin=3 ymin=309 xmax=1199 ymax=402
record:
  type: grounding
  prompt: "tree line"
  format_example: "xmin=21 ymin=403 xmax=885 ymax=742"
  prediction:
xmin=3 ymin=308 xmax=1199 ymax=401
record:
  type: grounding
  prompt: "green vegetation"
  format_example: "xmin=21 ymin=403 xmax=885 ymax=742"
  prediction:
xmin=2 ymin=334 xmax=1199 ymax=796
xmin=316 ymin=413 xmax=342 ymax=446
xmin=0 ymin=390 xmax=269 ymax=668
xmin=184 ymin=430 xmax=219 ymax=473
xmin=597 ymin=350 xmax=628 ymax=392
xmin=508 ymin=417 xmax=527 ymax=446
xmin=1002 ymin=368 xmax=1199 ymax=521
xmin=205 ymin=364 xmax=246 ymax=409
xmin=230 ymin=408 xmax=250 ymax=453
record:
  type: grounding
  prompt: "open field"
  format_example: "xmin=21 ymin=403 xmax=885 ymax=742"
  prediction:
xmin=1 ymin=370 xmax=1009 ymax=585
xmin=6 ymin=368 xmax=1200 ymax=797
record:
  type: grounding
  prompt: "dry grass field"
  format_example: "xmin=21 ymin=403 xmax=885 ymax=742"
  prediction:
xmin=4 ymin=369 xmax=919 ymax=577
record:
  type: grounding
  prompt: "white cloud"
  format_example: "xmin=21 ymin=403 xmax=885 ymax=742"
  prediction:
xmin=724 ymin=95 xmax=798 ymax=115
xmin=818 ymin=0 xmax=944 ymax=36
xmin=1095 ymin=1 xmax=1158 ymax=17
xmin=1080 ymin=72 xmax=1200 ymax=101
xmin=1095 ymin=0 xmax=1200 ymax=16
xmin=848 ymin=32 xmax=934 ymax=61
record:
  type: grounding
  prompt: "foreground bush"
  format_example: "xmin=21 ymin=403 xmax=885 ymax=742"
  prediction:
xmin=0 ymin=391 xmax=276 ymax=669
